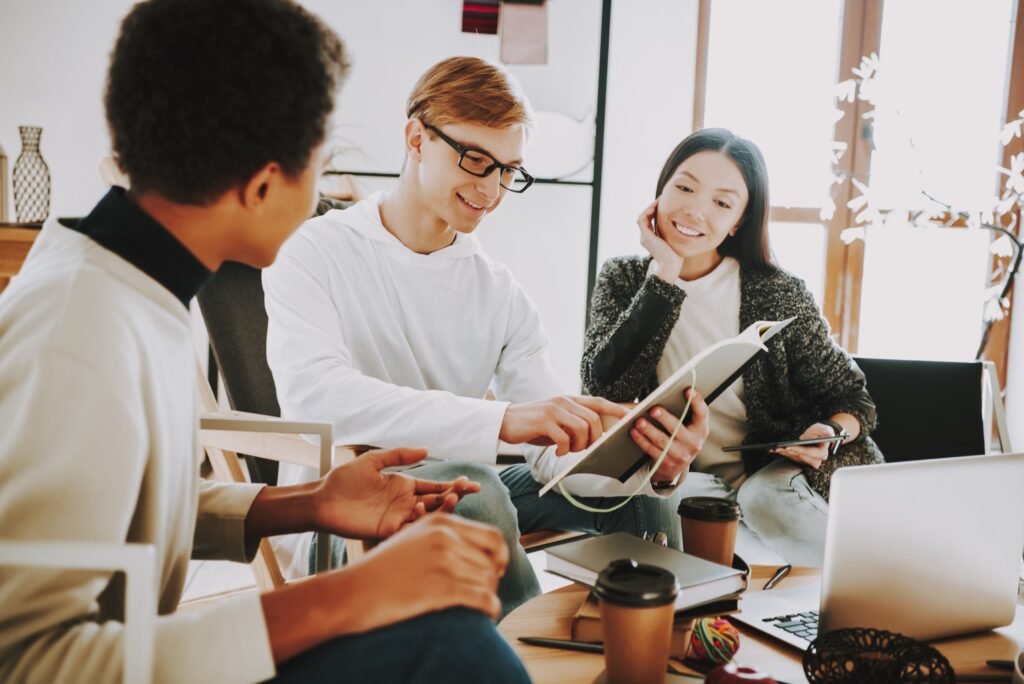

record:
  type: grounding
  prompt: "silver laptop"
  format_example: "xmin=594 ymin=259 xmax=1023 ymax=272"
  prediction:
xmin=733 ymin=452 xmax=1024 ymax=649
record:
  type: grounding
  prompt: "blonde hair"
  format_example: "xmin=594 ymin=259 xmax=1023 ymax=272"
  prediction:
xmin=406 ymin=56 xmax=533 ymax=130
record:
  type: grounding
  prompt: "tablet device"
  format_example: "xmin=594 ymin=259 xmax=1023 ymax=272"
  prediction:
xmin=721 ymin=434 xmax=844 ymax=452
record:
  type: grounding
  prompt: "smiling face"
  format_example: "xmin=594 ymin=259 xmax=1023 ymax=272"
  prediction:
xmin=655 ymin=150 xmax=749 ymax=277
xmin=412 ymin=119 xmax=527 ymax=233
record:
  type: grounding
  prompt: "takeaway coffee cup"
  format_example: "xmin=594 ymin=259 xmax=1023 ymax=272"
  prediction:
xmin=678 ymin=497 xmax=742 ymax=566
xmin=595 ymin=558 xmax=678 ymax=684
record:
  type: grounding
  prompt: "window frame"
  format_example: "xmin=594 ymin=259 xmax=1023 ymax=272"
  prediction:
xmin=693 ymin=0 xmax=1024 ymax=386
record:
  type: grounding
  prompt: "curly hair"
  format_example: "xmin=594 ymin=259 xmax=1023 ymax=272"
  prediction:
xmin=105 ymin=0 xmax=349 ymax=204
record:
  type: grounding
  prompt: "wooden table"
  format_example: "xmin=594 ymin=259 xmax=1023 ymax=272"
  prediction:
xmin=0 ymin=226 xmax=40 ymax=294
xmin=499 ymin=566 xmax=1024 ymax=683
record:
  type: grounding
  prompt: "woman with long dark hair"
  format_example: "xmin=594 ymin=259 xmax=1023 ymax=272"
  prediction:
xmin=581 ymin=128 xmax=883 ymax=565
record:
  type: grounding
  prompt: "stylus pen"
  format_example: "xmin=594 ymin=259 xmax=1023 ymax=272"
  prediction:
xmin=518 ymin=636 xmax=604 ymax=654
xmin=763 ymin=563 xmax=792 ymax=590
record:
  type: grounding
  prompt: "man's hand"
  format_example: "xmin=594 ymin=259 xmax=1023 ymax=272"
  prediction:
xmin=312 ymin=448 xmax=480 ymax=540
xmin=260 ymin=514 xmax=508 ymax=663
xmin=338 ymin=514 xmax=509 ymax=631
xmin=629 ymin=389 xmax=710 ymax=483
xmin=500 ymin=395 xmax=629 ymax=456
xmin=771 ymin=423 xmax=834 ymax=470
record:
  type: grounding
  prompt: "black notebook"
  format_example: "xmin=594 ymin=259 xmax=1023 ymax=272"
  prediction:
xmin=545 ymin=532 xmax=748 ymax=611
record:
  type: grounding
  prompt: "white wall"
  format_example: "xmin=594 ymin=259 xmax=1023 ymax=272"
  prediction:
xmin=598 ymin=0 xmax=700 ymax=270
xmin=0 ymin=0 xmax=135 ymax=217
xmin=305 ymin=0 xmax=600 ymax=178
xmin=0 ymin=0 xmax=700 ymax=392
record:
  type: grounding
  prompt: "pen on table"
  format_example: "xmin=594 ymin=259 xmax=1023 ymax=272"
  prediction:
xmin=986 ymin=659 xmax=1015 ymax=671
xmin=763 ymin=563 xmax=792 ymax=590
xmin=518 ymin=636 xmax=604 ymax=654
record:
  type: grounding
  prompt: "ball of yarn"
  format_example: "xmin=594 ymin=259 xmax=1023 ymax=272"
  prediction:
xmin=689 ymin=617 xmax=741 ymax=664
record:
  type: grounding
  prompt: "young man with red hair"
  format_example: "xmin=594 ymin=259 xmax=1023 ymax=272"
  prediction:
xmin=264 ymin=56 xmax=711 ymax=615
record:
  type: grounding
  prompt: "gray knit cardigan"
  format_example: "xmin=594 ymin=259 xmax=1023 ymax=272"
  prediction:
xmin=580 ymin=256 xmax=883 ymax=500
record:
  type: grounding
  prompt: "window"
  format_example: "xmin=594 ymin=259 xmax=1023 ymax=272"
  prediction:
xmin=696 ymin=0 xmax=1024 ymax=381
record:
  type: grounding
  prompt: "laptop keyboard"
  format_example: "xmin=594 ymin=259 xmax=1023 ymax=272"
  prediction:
xmin=762 ymin=610 xmax=819 ymax=643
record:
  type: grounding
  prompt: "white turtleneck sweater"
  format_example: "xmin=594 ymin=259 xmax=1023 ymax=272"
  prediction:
xmin=654 ymin=256 xmax=749 ymax=488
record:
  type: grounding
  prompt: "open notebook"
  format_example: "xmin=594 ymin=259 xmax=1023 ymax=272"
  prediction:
xmin=539 ymin=317 xmax=794 ymax=496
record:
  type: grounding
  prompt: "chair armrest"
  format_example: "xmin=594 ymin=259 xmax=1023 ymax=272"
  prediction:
xmin=198 ymin=413 xmax=372 ymax=575
xmin=200 ymin=413 xmax=334 ymax=477
xmin=0 ymin=541 xmax=157 ymax=683
xmin=199 ymin=412 xmax=369 ymax=473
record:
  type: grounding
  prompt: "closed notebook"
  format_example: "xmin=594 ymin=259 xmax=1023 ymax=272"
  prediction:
xmin=545 ymin=532 xmax=747 ymax=611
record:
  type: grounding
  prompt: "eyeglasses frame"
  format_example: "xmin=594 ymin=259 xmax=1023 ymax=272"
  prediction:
xmin=422 ymin=122 xmax=535 ymax=194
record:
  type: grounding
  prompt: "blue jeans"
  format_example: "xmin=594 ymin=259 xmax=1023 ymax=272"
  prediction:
xmin=310 ymin=461 xmax=541 ymax=619
xmin=499 ymin=463 xmax=685 ymax=550
xmin=268 ymin=608 xmax=531 ymax=683
xmin=679 ymin=459 xmax=829 ymax=566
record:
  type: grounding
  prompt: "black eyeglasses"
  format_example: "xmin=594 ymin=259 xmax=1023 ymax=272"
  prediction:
xmin=424 ymin=123 xmax=535 ymax=193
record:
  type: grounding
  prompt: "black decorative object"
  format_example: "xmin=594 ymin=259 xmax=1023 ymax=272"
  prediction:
xmin=803 ymin=627 xmax=954 ymax=683
xmin=12 ymin=126 xmax=51 ymax=223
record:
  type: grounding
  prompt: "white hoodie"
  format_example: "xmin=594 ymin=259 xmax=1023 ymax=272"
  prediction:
xmin=263 ymin=192 xmax=666 ymax=576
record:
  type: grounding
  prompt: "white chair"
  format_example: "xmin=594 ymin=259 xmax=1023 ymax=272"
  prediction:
xmin=0 ymin=540 xmax=157 ymax=683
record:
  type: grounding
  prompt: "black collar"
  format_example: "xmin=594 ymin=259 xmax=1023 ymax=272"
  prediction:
xmin=63 ymin=187 xmax=212 ymax=308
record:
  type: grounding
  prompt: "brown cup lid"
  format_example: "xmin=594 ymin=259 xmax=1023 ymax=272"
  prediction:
xmin=678 ymin=496 xmax=742 ymax=522
xmin=594 ymin=558 xmax=679 ymax=608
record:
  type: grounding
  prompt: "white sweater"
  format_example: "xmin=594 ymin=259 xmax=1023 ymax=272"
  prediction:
xmin=264 ymin=193 xmax=666 ymax=575
xmin=655 ymin=257 xmax=748 ymax=488
xmin=0 ymin=220 xmax=274 ymax=683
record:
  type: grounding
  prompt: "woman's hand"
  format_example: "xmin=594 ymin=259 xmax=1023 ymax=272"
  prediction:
xmin=312 ymin=448 xmax=481 ymax=540
xmin=629 ymin=389 xmax=710 ymax=483
xmin=637 ymin=199 xmax=683 ymax=283
xmin=771 ymin=423 xmax=835 ymax=470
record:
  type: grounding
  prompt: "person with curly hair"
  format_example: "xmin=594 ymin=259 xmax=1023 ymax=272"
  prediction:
xmin=0 ymin=2 xmax=530 ymax=682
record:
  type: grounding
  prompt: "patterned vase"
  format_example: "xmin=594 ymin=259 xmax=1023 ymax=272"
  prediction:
xmin=12 ymin=126 xmax=51 ymax=223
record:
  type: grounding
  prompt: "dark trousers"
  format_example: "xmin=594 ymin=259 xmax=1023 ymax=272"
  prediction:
xmin=268 ymin=608 xmax=532 ymax=683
